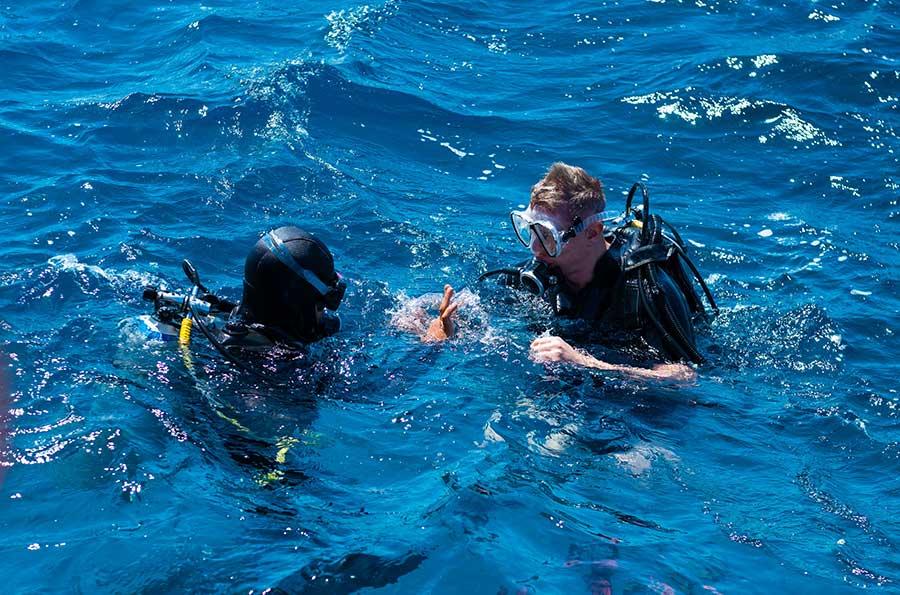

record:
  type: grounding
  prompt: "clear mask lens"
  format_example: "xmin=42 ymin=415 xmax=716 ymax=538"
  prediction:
xmin=511 ymin=212 xmax=532 ymax=247
xmin=510 ymin=212 xmax=561 ymax=257
xmin=533 ymin=223 xmax=559 ymax=256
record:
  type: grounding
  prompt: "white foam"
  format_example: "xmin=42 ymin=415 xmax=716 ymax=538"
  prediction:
xmin=388 ymin=288 xmax=487 ymax=339
xmin=440 ymin=141 xmax=467 ymax=158
xmin=49 ymin=254 xmax=112 ymax=281
xmin=751 ymin=55 xmax=778 ymax=69
xmin=48 ymin=253 xmax=161 ymax=289
xmin=325 ymin=1 xmax=399 ymax=53
xmin=478 ymin=411 xmax=506 ymax=446
xmin=808 ymin=10 xmax=840 ymax=22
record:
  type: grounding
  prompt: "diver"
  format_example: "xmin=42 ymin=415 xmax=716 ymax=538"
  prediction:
xmin=422 ymin=163 xmax=717 ymax=381
xmin=139 ymin=225 xmax=346 ymax=368
xmin=135 ymin=225 xmax=345 ymax=486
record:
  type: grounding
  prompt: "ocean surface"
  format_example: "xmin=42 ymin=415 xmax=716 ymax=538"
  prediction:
xmin=1 ymin=0 xmax=898 ymax=592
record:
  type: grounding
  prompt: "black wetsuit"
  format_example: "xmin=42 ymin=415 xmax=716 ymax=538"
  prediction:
xmin=551 ymin=245 xmax=697 ymax=361
xmin=562 ymin=251 xmax=624 ymax=322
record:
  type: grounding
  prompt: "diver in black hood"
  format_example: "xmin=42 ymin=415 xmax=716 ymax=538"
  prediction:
xmin=141 ymin=225 xmax=346 ymax=357
xmin=225 ymin=225 xmax=345 ymax=346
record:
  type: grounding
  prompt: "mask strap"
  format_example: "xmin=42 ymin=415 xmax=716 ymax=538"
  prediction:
xmin=572 ymin=211 xmax=609 ymax=233
xmin=261 ymin=232 xmax=332 ymax=297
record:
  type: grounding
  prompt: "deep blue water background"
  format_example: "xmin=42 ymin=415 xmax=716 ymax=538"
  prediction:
xmin=1 ymin=0 xmax=898 ymax=592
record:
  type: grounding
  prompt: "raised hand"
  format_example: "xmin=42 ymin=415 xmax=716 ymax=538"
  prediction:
xmin=423 ymin=284 xmax=460 ymax=342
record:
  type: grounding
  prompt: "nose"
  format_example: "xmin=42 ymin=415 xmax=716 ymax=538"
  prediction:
xmin=533 ymin=249 xmax=554 ymax=264
xmin=529 ymin=239 xmax=543 ymax=257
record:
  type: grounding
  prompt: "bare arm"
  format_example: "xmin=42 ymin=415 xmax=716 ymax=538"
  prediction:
xmin=530 ymin=335 xmax=696 ymax=382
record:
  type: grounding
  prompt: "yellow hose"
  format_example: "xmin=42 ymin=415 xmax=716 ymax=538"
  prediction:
xmin=178 ymin=316 xmax=193 ymax=345
xmin=177 ymin=311 xmax=256 ymax=442
xmin=256 ymin=436 xmax=301 ymax=486
xmin=179 ymin=316 xmax=195 ymax=373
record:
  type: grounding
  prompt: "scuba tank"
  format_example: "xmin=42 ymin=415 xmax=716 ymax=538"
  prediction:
xmin=141 ymin=261 xmax=236 ymax=342
xmin=141 ymin=260 xmax=270 ymax=378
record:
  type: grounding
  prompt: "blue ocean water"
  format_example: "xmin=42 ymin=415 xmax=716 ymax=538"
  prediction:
xmin=1 ymin=0 xmax=898 ymax=591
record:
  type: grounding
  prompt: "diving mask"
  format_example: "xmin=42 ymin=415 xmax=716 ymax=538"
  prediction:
xmin=510 ymin=209 xmax=608 ymax=258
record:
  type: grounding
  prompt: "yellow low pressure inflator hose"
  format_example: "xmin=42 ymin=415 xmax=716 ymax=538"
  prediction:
xmin=179 ymin=316 xmax=195 ymax=373
xmin=179 ymin=312 xmax=251 ymax=433
xmin=178 ymin=316 xmax=193 ymax=345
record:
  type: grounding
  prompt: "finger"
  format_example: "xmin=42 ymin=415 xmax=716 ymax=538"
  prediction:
xmin=531 ymin=350 xmax=558 ymax=363
xmin=529 ymin=350 xmax=547 ymax=362
xmin=441 ymin=301 xmax=460 ymax=321
xmin=529 ymin=345 xmax=554 ymax=358
xmin=439 ymin=285 xmax=454 ymax=313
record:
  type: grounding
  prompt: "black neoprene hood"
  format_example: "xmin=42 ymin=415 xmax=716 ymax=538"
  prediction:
xmin=239 ymin=225 xmax=338 ymax=341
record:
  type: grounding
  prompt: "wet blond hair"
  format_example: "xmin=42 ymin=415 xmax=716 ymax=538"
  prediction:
xmin=530 ymin=162 xmax=605 ymax=218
